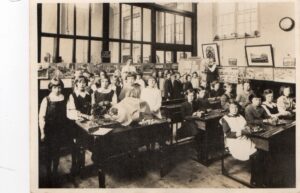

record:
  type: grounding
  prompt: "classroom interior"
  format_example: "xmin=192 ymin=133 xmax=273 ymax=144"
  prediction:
xmin=36 ymin=2 xmax=296 ymax=189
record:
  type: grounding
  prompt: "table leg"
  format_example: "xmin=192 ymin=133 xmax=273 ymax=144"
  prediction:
xmin=159 ymin=142 xmax=167 ymax=178
xmin=98 ymin=164 xmax=106 ymax=188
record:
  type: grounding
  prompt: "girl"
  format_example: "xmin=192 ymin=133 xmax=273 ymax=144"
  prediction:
xmin=261 ymin=89 xmax=281 ymax=117
xmin=92 ymin=75 xmax=117 ymax=114
xmin=191 ymin=71 xmax=200 ymax=89
xmin=195 ymin=86 xmax=211 ymax=111
xmin=135 ymin=71 xmax=146 ymax=89
xmin=39 ymin=78 xmax=67 ymax=186
xmin=209 ymin=80 xmax=223 ymax=99
xmin=108 ymin=75 xmax=122 ymax=99
xmin=140 ymin=76 xmax=162 ymax=119
xmin=157 ymin=70 xmax=165 ymax=96
xmin=67 ymin=75 xmax=92 ymax=176
xmin=220 ymin=83 xmax=235 ymax=110
xmin=236 ymin=80 xmax=253 ymax=109
xmin=183 ymin=74 xmax=193 ymax=93
xmin=220 ymin=101 xmax=256 ymax=161
xmin=277 ymin=86 xmax=296 ymax=115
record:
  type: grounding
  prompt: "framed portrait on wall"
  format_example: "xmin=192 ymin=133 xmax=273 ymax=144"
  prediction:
xmin=202 ymin=43 xmax=220 ymax=65
xmin=245 ymin=44 xmax=274 ymax=67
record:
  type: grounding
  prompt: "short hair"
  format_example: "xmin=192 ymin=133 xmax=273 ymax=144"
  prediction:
xmin=48 ymin=77 xmax=64 ymax=90
xmin=279 ymin=86 xmax=292 ymax=96
xmin=249 ymin=93 xmax=262 ymax=102
xmin=95 ymin=75 xmax=111 ymax=88
xmin=228 ymin=101 xmax=239 ymax=107
xmin=242 ymin=79 xmax=251 ymax=85
xmin=186 ymin=74 xmax=191 ymax=81
xmin=147 ymin=75 xmax=157 ymax=83
xmin=210 ymin=80 xmax=220 ymax=88
xmin=263 ymin=89 xmax=274 ymax=101
xmin=99 ymin=70 xmax=108 ymax=77
xmin=125 ymin=72 xmax=136 ymax=80
xmin=192 ymin=71 xmax=198 ymax=76
xmin=127 ymin=83 xmax=141 ymax=98
xmin=186 ymin=88 xmax=195 ymax=95
xmin=74 ymin=75 xmax=88 ymax=86
xmin=224 ymin=83 xmax=233 ymax=89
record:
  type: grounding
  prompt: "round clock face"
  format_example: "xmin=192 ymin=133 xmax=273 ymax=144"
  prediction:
xmin=279 ymin=17 xmax=295 ymax=31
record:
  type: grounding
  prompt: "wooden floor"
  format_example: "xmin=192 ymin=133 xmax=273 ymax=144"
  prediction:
xmin=39 ymin=142 xmax=250 ymax=188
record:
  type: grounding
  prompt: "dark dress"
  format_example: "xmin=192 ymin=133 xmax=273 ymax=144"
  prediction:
xmin=262 ymin=104 xmax=279 ymax=114
xmin=164 ymin=79 xmax=184 ymax=100
xmin=195 ymin=98 xmax=211 ymax=111
xmin=206 ymin=67 xmax=218 ymax=85
xmin=94 ymin=90 xmax=114 ymax=104
xmin=209 ymin=89 xmax=224 ymax=98
xmin=183 ymin=81 xmax=193 ymax=92
xmin=43 ymin=96 xmax=67 ymax=181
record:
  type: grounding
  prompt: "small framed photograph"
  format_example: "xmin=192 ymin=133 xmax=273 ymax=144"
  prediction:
xmin=228 ymin=58 xmax=237 ymax=66
xmin=202 ymin=43 xmax=220 ymax=65
xmin=283 ymin=57 xmax=296 ymax=67
xmin=245 ymin=44 xmax=274 ymax=67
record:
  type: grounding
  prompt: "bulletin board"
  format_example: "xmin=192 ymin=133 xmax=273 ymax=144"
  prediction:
xmin=245 ymin=67 xmax=273 ymax=81
xmin=178 ymin=57 xmax=202 ymax=75
xmin=218 ymin=67 xmax=239 ymax=83
xmin=273 ymin=68 xmax=295 ymax=83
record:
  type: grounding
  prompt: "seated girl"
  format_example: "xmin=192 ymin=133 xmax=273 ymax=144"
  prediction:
xmin=209 ymin=80 xmax=223 ymax=99
xmin=140 ymin=76 xmax=162 ymax=119
xmin=92 ymin=75 xmax=117 ymax=114
xmin=220 ymin=101 xmax=256 ymax=161
xmin=195 ymin=86 xmax=211 ymax=112
xmin=245 ymin=93 xmax=274 ymax=125
xmin=107 ymin=84 xmax=153 ymax=126
xmin=236 ymin=80 xmax=253 ymax=109
xmin=276 ymin=86 xmax=296 ymax=115
xmin=261 ymin=89 xmax=281 ymax=118
xmin=220 ymin=83 xmax=235 ymax=110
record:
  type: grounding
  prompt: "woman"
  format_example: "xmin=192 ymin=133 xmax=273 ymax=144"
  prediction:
xmin=107 ymin=84 xmax=152 ymax=126
xmin=140 ymin=76 xmax=162 ymax=119
xmin=39 ymin=78 xmax=68 ymax=186
xmin=261 ymin=89 xmax=281 ymax=118
xmin=277 ymin=86 xmax=296 ymax=115
xmin=220 ymin=101 xmax=256 ymax=161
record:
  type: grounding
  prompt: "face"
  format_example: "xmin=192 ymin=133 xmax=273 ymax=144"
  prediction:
xmin=176 ymin=73 xmax=180 ymax=80
xmin=214 ymin=83 xmax=220 ymax=90
xmin=171 ymin=75 xmax=176 ymax=81
xmin=265 ymin=93 xmax=273 ymax=103
xmin=101 ymin=78 xmax=109 ymax=89
xmin=187 ymin=76 xmax=192 ymax=82
xmin=244 ymin=83 xmax=250 ymax=91
xmin=152 ymin=72 xmax=157 ymax=77
xmin=283 ymin=87 xmax=291 ymax=97
xmin=126 ymin=59 xmax=133 ymax=65
xmin=187 ymin=92 xmax=194 ymax=102
xmin=148 ymin=78 xmax=156 ymax=88
xmin=167 ymin=73 xmax=171 ymax=79
xmin=100 ymin=72 xmax=106 ymax=78
xmin=229 ymin=104 xmax=239 ymax=115
xmin=252 ymin=97 xmax=262 ymax=107
xmin=136 ymin=75 xmax=141 ymax=80
xmin=192 ymin=73 xmax=197 ymax=78
xmin=158 ymin=71 xmax=162 ymax=76
xmin=127 ymin=76 xmax=135 ymax=85
xmin=77 ymin=80 xmax=87 ymax=91
xmin=226 ymin=85 xmax=233 ymax=93
xmin=51 ymin=85 xmax=62 ymax=95
xmin=198 ymin=90 xmax=206 ymax=98
xmin=111 ymin=77 xmax=116 ymax=84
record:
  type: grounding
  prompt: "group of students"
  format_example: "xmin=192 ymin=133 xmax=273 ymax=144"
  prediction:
xmin=39 ymin=60 xmax=295 ymax=186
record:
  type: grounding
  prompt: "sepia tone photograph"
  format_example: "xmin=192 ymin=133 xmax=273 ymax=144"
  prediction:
xmin=30 ymin=0 xmax=298 ymax=191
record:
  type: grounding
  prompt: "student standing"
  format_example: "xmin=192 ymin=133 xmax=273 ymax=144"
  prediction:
xmin=39 ymin=78 xmax=67 ymax=186
xmin=236 ymin=80 xmax=253 ymax=109
xmin=220 ymin=83 xmax=235 ymax=110
xmin=191 ymin=71 xmax=200 ymax=89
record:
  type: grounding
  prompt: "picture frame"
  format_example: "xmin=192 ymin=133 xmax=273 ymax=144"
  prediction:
xmin=245 ymin=44 xmax=274 ymax=67
xmin=202 ymin=43 xmax=220 ymax=65
xmin=283 ymin=57 xmax=296 ymax=67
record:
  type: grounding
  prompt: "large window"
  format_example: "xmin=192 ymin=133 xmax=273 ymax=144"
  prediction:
xmin=38 ymin=3 xmax=196 ymax=64
xmin=215 ymin=2 xmax=258 ymax=39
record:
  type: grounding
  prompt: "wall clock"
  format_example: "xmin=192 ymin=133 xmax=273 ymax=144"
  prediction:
xmin=279 ymin=17 xmax=295 ymax=31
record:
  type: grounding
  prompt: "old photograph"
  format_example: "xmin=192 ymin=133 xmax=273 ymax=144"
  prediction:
xmin=30 ymin=0 xmax=297 ymax=190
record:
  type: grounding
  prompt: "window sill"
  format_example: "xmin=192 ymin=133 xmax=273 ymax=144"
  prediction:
xmin=213 ymin=35 xmax=260 ymax=41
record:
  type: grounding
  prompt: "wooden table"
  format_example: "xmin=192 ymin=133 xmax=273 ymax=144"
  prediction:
xmin=185 ymin=109 xmax=226 ymax=166
xmin=248 ymin=120 xmax=296 ymax=187
xmin=75 ymin=119 xmax=172 ymax=188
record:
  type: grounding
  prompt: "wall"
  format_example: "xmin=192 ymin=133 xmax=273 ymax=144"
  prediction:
xmin=197 ymin=2 xmax=296 ymax=67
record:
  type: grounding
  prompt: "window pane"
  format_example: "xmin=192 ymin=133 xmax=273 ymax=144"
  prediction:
xmin=143 ymin=8 xmax=151 ymax=42
xmin=60 ymin=4 xmax=74 ymax=35
xmin=91 ymin=41 xmax=102 ymax=63
xmin=177 ymin=3 xmax=193 ymax=12
xmin=156 ymin=51 xmax=164 ymax=63
xmin=132 ymin=44 xmax=141 ymax=63
xmin=42 ymin=4 xmax=57 ymax=33
xmin=41 ymin=37 xmax=56 ymax=62
xmin=76 ymin=40 xmax=88 ymax=63
xmin=166 ymin=51 xmax=173 ymax=63
xmin=76 ymin=4 xmax=89 ymax=36
xmin=186 ymin=52 xmax=192 ymax=58
xmin=177 ymin=51 xmax=185 ymax=62
xmin=109 ymin=4 xmax=120 ymax=39
xmin=110 ymin=42 xmax=119 ymax=63
xmin=91 ymin=4 xmax=103 ymax=37
xmin=121 ymin=4 xmax=131 ymax=40
xmin=156 ymin=12 xmax=164 ymax=43
xmin=132 ymin=6 xmax=141 ymax=41
xmin=143 ymin=44 xmax=151 ymax=63
xmin=176 ymin=15 xmax=184 ymax=44
xmin=166 ymin=13 xmax=174 ymax=44
xmin=185 ymin=17 xmax=192 ymax=45
xmin=121 ymin=43 xmax=131 ymax=62
xmin=59 ymin=38 xmax=73 ymax=63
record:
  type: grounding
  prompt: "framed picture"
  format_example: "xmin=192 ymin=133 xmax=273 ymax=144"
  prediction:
xmin=245 ymin=44 xmax=274 ymax=67
xmin=283 ymin=57 xmax=296 ymax=67
xmin=202 ymin=43 xmax=220 ymax=65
